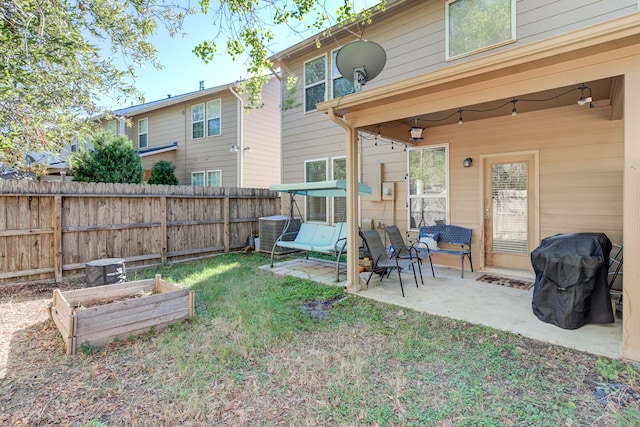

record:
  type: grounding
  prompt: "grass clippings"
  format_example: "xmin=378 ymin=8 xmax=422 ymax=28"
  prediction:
xmin=1 ymin=253 xmax=640 ymax=426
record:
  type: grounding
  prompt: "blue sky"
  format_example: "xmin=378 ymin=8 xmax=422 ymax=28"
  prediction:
xmin=101 ymin=1 xmax=379 ymax=111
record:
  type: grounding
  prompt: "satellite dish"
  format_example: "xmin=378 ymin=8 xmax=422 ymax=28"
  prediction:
xmin=335 ymin=40 xmax=386 ymax=92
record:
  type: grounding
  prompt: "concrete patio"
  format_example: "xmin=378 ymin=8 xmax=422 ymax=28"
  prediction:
xmin=266 ymin=256 xmax=622 ymax=359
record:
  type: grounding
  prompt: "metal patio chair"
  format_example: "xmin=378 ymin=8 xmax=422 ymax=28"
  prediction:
xmin=385 ymin=225 xmax=435 ymax=279
xmin=360 ymin=229 xmax=421 ymax=297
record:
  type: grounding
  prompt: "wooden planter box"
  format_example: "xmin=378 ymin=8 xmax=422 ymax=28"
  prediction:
xmin=48 ymin=274 xmax=194 ymax=355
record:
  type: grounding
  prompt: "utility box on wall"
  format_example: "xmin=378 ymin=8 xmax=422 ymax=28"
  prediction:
xmin=382 ymin=182 xmax=395 ymax=200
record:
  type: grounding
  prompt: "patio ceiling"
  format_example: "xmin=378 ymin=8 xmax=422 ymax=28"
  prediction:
xmin=363 ymin=77 xmax=617 ymax=144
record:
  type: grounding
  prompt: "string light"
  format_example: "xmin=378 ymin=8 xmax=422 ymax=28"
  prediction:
xmin=361 ymin=84 xmax=595 ymax=149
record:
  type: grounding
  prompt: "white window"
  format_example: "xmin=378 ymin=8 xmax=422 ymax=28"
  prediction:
xmin=191 ymin=171 xmax=205 ymax=187
xmin=138 ymin=118 xmax=148 ymax=149
xmin=106 ymin=120 xmax=117 ymax=136
xmin=446 ymin=0 xmax=515 ymax=60
xmin=331 ymin=49 xmax=354 ymax=99
xmin=407 ymin=145 xmax=449 ymax=230
xmin=206 ymin=99 xmax=221 ymax=137
xmin=207 ymin=170 xmax=222 ymax=187
xmin=192 ymin=104 xmax=204 ymax=139
xmin=332 ymin=156 xmax=347 ymax=222
xmin=304 ymin=55 xmax=327 ymax=112
xmin=305 ymin=158 xmax=328 ymax=222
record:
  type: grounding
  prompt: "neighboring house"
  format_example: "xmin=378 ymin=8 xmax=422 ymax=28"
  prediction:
xmin=270 ymin=0 xmax=640 ymax=359
xmin=98 ymin=77 xmax=281 ymax=188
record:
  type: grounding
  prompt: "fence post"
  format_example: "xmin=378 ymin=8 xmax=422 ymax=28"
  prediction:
xmin=160 ymin=195 xmax=167 ymax=264
xmin=224 ymin=192 xmax=230 ymax=253
xmin=53 ymin=196 xmax=62 ymax=283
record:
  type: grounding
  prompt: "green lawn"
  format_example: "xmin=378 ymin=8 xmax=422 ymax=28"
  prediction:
xmin=2 ymin=252 xmax=640 ymax=426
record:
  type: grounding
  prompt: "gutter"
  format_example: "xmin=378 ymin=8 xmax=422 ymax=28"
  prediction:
xmin=229 ymin=86 xmax=244 ymax=187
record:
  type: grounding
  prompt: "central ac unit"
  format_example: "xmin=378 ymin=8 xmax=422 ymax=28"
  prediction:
xmin=258 ymin=215 xmax=301 ymax=254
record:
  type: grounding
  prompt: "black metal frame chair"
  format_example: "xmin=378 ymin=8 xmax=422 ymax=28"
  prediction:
xmin=360 ymin=229 xmax=421 ymax=297
xmin=385 ymin=225 xmax=435 ymax=279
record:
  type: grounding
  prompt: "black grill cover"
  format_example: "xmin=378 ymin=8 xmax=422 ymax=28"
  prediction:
xmin=531 ymin=233 xmax=614 ymax=329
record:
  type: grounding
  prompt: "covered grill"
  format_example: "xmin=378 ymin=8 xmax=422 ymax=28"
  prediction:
xmin=531 ymin=233 xmax=614 ymax=329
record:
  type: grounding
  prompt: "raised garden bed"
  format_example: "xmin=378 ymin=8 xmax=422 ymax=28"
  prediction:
xmin=48 ymin=274 xmax=194 ymax=355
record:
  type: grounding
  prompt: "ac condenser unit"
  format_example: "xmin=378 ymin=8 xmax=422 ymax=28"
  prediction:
xmin=258 ymin=215 xmax=301 ymax=254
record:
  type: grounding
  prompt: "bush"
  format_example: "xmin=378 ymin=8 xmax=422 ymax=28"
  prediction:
xmin=148 ymin=160 xmax=179 ymax=185
xmin=70 ymin=132 xmax=143 ymax=184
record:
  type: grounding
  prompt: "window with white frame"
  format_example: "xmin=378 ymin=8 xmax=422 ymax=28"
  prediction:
xmin=207 ymin=170 xmax=222 ymax=187
xmin=305 ymin=158 xmax=328 ymax=222
xmin=407 ymin=145 xmax=448 ymax=229
xmin=332 ymin=157 xmax=347 ymax=222
xmin=191 ymin=171 xmax=205 ymax=187
xmin=304 ymin=55 xmax=327 ymax=112
xmin=138 ymin=118 xmax=148 ymax=149
xmin=331 ymin=49 xmax=355 ymax=99
xmin=106 ymin=120 xmax=117 ymax=136
xmin=191 ymin=104 xmax=204 ymax=139
xmin=446 ymin=0 xmax=515 ymax=60
xmin=206 ymin=99 xmax=221 ymax=137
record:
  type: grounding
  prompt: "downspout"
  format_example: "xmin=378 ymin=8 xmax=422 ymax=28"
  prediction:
xmin=230 ymin=86 xmax=244 ymax=187
xmin=328 ymin=107 xmax=361 ymax=293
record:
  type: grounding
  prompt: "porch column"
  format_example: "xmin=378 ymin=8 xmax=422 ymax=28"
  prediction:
xmin=329 ymin=107 xmax=361 ymax=292
xmin=346 ymin=126 xmax=360 ymax=292
xmin=622 ymin=69 xmax=640 ymax=361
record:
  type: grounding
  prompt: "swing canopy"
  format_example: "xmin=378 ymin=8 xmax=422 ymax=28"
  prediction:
xmin=269 ymin=180 xmax=371 ymax=197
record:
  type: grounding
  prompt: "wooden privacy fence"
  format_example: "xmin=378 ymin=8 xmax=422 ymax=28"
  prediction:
xmin=0 ymin=181 xmax=280 ymax=285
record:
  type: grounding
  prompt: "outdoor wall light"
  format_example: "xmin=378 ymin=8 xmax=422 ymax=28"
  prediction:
xmin=577 ymin=84 xmax=594 ymax=108
xmin=409 ymin=118 xmax=424 ymax=141
xmin=463 ymin=157 xmax=473 ymax=168
xmin=230 ymin=145 xmax=252 ymax=153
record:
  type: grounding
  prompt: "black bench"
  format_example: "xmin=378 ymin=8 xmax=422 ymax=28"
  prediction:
xmin=413 ymin=225 xmax=473 ymax=278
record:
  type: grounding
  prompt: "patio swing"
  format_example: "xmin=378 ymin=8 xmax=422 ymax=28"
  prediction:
xmin=268 ymin=180 xmax=372 ymax=281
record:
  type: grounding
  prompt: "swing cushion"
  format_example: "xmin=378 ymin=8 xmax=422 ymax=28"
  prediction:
xmin=277 ymin=222 xmax=348 ymax=253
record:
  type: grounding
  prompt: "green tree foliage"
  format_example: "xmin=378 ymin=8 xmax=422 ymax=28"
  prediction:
xmin=70 ymin=132 xmax=143 ymax=184
xmin=148 ymin=160 xmax=179 ymax=185
xmin=1 ymin=0 xmax=189 ymax=176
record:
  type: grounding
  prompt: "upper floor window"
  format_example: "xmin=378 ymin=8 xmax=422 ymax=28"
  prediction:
xmin=192 ymin=104 xmax=204 ymax=139
xmin=106 ymin=120 xmax=117 ymax=136
xmin=304 ymin=55 xmax=327 ymax=112
xmin=331 ymin=49 xmax=355 ymax=99
xmin=206 ymin=99 xmax=222 ymax=137
xmin=408 ymin=145 xmax=449 ymax=230
xmin=138 ymin=118 xmax=148 ymax=149
xmin=446 ymin=0 xmax=515 ymax=60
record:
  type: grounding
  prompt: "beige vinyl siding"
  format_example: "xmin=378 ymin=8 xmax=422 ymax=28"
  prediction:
xmin=242 ymin=77 xmax=282 ymax=188
xmin=142 ymin=106 xmax=185 ymax=150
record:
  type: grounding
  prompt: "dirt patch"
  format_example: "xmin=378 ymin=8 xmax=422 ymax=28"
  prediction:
xmin=300 ymin=295 xmax=346 ymax=320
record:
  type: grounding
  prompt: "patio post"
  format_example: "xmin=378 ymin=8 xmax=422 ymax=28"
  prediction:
xmin=329 ymin=108 xmax=361 ymax=292
xmin=622 ymin=69 xmax=640 ymax=360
